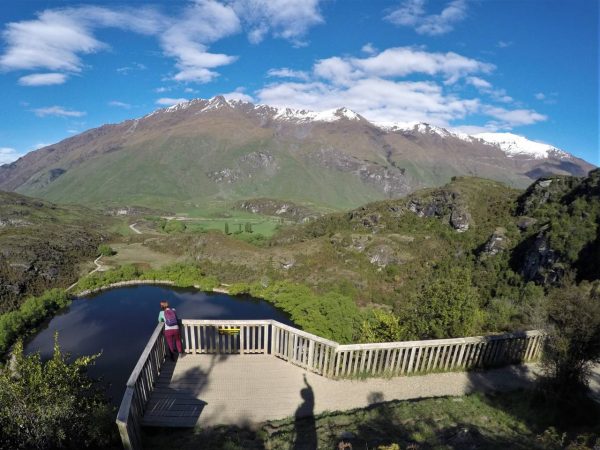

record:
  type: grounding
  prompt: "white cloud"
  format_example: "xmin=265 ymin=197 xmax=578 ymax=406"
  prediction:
xmin=361 ymin=43 xmax=377 ymax=55
xmin=18 ymin=72 xmax=68 ymax=86
xmin=267 ymin=67 xmax=310 ymax=81
xmin=466 ymin=76 xmax=491 ymax=90
xmin=497 ymin=40 xmax=513 ymax=48
xmin=534 ymin=92 xmax=545 ymax=100
xmin=483 ymin=106 xmax=547 ymax=127
xmin=386 ymin=0 xmax=469 ymax=36
xmin=116 ymin=62 xmax=147 ymax=74
xmin=0 ymin=147 xmax=22 ymax=165
xmin=34 ymin=142 xmax=51 ymax=150
xmin=32 ymin=106 xmax=86 ymax=117
xmin=156 ymin=97 xmax=188 ymax=106
xmin=258 ymin=46 xmax=546 ymax=130
xmin=108 ymin=100 xmax=131 ymax=109
xmin=1 ymin=1 xmax=325 ymax=86
xmin=312 ymin=47 xmax=493 ymax=86
xmin=160 ymin=0 xmax=240 ymax=83
xmin=154 ymin=87 xmax=170 ymax=93
xmin=221 ymin=87 xmax=254 ymax=102
xmin=230 ymin=0 xmax=324 ymax=45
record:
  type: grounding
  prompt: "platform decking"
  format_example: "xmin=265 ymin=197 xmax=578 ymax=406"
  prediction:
xmin=116 ymin=320 xmax=546 ymax=450
xmin=142 ymin=353 xmax=539 ymax=428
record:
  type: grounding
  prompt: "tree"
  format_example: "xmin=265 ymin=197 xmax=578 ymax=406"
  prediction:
xmin=406 ymin=267 xmax=482 ymax=339
xmin=0 ymin=336 xmax=117 ymax=449
xmin=97 ymin=244 xmax=114 ymax=257
xmin=224 ymin=222 xmax=230 ymax=235
xmin=541 ymin=281 xmax=600 ymax=398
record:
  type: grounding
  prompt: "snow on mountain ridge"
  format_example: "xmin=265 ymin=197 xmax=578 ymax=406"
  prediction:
xmin=145 ymin=97 xmax=570 ymax=160
xmin=472 ymin=132 xmax=569 ymax=160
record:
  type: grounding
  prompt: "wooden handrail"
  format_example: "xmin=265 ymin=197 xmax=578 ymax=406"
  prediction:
xmin=117 ymin=323 xmax=167 ymax=450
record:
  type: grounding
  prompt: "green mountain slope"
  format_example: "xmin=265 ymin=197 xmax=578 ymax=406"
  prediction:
xmin=0 ymin=98 xmax=593 ymax=211
xmin=0 ymin=191 xmax=108 ymax=312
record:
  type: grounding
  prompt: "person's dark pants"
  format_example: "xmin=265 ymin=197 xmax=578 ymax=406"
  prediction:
xmin=165 ymin=328 xmax=183 ymax=354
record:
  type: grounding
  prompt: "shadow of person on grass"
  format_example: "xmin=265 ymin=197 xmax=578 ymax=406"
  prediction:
xmin=293 ymin=374 xmax=317 ymax=450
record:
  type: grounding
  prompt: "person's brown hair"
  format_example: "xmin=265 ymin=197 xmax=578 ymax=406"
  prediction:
xmin=160 ymin=301 xmax=169 ymax=310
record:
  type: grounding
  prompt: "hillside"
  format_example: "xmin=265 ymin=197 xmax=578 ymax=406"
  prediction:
xmin=0 ymin=97 xmax=594 ymax=211
xmin=0 ymin=191 xmax=109 ymax=312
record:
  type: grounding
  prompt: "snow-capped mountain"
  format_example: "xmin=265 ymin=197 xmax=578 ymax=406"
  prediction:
xmin=0 ymin=96 xmax=594 ymax=209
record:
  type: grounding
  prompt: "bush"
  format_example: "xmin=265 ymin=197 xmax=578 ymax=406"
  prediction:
xmin=0 ymin=337 xmax=118 ymax=449
xmin=229 ymin=280 xmax=361 ymax=343
xmin=541 ymin=281 xmax=600 ymax=398
xmin=163 ymin=220 xmax=186 ymax=233
xmin=0 ymin=289 xmax=70 ymax=355
xmin=405 ymin=266 xmax=482 ymax=339
xmin=97 ymin=244 xmax=115 ymax=257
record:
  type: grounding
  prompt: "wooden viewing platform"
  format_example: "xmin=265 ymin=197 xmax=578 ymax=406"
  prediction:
xmin=116 ymin=320 xmax=545 ymax=450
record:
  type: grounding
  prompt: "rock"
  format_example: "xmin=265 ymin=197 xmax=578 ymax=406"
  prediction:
xmin=367 ymin=244 xmax=395 ymax=267
xmin=520 ymin=232 xmax=563 ymax=284
xmin=480 ymin=227 xmax=508 ymax=257
xmin=450 ymin=208 xmax=471 ymax=232
xmin=516 ymin=216 xmax=537 ymax=231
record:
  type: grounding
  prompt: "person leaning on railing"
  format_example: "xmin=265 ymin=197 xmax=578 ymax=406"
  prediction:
xmin=158 ymin=301 xmax=183 ymax=360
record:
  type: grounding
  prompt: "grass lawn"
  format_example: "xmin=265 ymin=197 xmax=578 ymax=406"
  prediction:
xmin=102 ymin=242 xmax=186 ymax=270
xmin=142 ymin=390 xmax=600 ymax=449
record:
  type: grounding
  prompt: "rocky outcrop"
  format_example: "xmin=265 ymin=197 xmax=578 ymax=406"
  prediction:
xmin=516 ymin=176 xmax=578 ymax=216
xmin=518 ymin=230 xmax=562 ymax=284
xmin=308 ymin=147 xmax=412 ymax=197
xmin=407 ymin=189 xmax=472 ymax=232
xmin=480 ymin=227 xmax=508 ymax=258
xmin=235 ymin=198 xmax=319 ymax=222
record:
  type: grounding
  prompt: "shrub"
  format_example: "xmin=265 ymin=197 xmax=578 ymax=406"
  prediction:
xmin=163 ymin=220 xmax=186 ymax=233
xmin=541 ymin=281 xmax=600 ymax=397
xmin=0 ymin=337 xmax=118 ymax=449
xmin=97 ymin=244 xmax=115 ymax=257
xmin=0 ymin=289 xmax=70 ymax=355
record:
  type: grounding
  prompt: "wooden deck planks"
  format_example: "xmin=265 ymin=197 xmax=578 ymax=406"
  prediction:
xmin=139 ymin=353 xmax=546 ymax=428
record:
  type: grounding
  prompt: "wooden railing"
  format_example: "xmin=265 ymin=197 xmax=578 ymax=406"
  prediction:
xmin=181 ymin=320 xmax=270 ymax=354
xmin=177 ymin=320 xmax=544 ymax=379
xmin=331 ymin=330 xmax=544 ymax=378
xmin=116 ymin=323 xmax=167 ymax=450
xmin=271 ymin=322 xmax=338 ymax=376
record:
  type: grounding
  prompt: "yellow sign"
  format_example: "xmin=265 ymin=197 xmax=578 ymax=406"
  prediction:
xmin=218 ymin=327 xmax=240 ymax=336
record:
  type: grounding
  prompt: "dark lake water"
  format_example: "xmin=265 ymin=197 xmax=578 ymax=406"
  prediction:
xmin=25 ymin=285 xmax=293 ymax=404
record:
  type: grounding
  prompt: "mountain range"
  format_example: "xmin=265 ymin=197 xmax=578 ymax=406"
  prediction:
xmin=0 ymin=96 xmax=594 ymax=210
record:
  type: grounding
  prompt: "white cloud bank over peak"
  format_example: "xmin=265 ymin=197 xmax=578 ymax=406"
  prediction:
xmin=1 ymin=0 xmax=324 ymax=85
xmin=155 ymin=98 xmax=189 ymax=106
xmin=386 ymin=0 xmax=469 ymax=36
xmin=260 ymin=46 xmax=546 ymax=130
xmin=0 ymin=147 xmax=22 ymax=165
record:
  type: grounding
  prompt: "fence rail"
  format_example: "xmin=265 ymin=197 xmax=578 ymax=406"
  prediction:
xmin=117 ymin=319 xmax=544 ymax=450
xmin=177 ymin=320 xmax=544 ymax=379
xmin=116 ymin=323 xmax=167 ymax=450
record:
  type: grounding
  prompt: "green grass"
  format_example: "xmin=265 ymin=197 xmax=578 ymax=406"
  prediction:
xmin=141 ymin=390 xmax=600 ymax=450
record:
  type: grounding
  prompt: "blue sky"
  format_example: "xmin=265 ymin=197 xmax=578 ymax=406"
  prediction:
xmin=0 ymin=0 xmax=598 ymax=165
